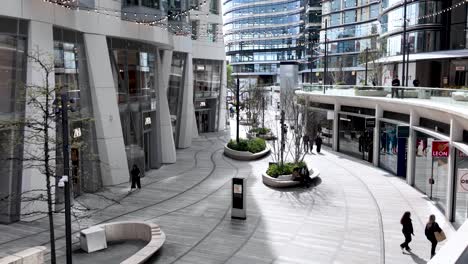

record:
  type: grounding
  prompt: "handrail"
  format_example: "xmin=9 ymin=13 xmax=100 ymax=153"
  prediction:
xmin=300 ymin=84 xmax=468 ymax=93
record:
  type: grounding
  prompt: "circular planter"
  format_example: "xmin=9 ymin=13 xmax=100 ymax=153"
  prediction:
xmin=257 ymin=133 xmax=277 ymax=140
xmin=262 ymin=168 xmax=320 ymax=188
xmin=223 ymin=144 xmax=270 ymax=161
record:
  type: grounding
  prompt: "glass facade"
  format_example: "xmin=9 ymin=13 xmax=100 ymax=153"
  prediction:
xmin=414 ymin=132 xmax=449 ymax=213
xmin=168 ymin=52 xmax=186 ymax=143
xmin=224 ymin=0 xmax=303 ymax=83
xmin=306 ymin=110 xmax=333 ymax=147
xmin=108 ymin=38 xmax=158 ymax=173
xmin=0 ymin=17 xmax=27 ymax=223
xmin=319 ymin=0 xmax=380 ymax=85
xmin=378 ymin=122 xmax=407 ymax=177
xmin=53 ymin=27 xmax=101 ymax=195
xmin=193 ymin=59 xmax=222 ymax=133
xmin=338 ymin=114 xmax=373 ymax=163
xmin=454 ymin=149 xmax=468 ymax=228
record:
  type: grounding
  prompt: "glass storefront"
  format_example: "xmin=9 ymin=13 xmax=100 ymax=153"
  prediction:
xmin=108 ymin=38 xmax=158 ymax=173
xmin=414 ymin=131 xmax=449 ymax=213
xmin=168 ymin=52 xmax=186 ymax=144
xmin=306 ymin=110 xmax=333 ymax=147
xmin=338 ymin=114 xmax=373 ymax=163
xmin=53 ymin=27 xmax=101 ymax=195
xmin=454 ymin=149 xmax=468 ymax=228
xmin=193 ymin=59 xmax=222 ymax=133
xmin=0 ymin=17 xmax=27 ymax=223
xmin=378 ymin=122 xmax=407 ymax=177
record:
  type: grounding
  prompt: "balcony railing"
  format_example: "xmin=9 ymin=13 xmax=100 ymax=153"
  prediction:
xmin=298 ymin=84 xmax=468 ymax=110
xmin=194 ymin=91 xmax=220 ymax=99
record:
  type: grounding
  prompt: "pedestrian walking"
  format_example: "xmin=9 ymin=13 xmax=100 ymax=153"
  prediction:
xmin=130 ymin=164 xmax=141 ymax=190
xmin=400 ymin=211 xmax=414 ymax=253
xmin=425 ymin=214 xmax=444 ymax=259
xmin=303 ymin=134 xmax=309 ymax=153
xmin=315 ymin=135 xmax=323 ymax=153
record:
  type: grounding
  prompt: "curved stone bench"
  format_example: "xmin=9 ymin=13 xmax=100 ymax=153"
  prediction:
xmin=224 ymin=144 xmax=271 ymax=161
xmin=262 ymin=168 xmax=320 ymax=188
xmin=94 ymin=221 xmax=165 ymax=264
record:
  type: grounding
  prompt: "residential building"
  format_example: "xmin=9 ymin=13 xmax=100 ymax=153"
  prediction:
xmin=0 ymin=0 xmax=225 ymax=223
xmin=300 ymin=0 xmax=322 ymax=83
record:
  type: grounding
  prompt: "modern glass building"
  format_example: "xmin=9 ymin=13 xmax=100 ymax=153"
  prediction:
xmin=318 ymin=0 xmax=380 ymax=85
xmin=300 ymin=0 xmax=322 ymax=83
xmin=0 ymin=0 xmax=226 ymax=223
xmin=379 ymin=0 xmax=468 ymax=88
xmin=223 ymin=0 xmax=305 ymax=85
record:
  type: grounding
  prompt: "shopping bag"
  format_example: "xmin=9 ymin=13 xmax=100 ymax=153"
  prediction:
xmin=434 ymin=230 xmax=446 ymax=242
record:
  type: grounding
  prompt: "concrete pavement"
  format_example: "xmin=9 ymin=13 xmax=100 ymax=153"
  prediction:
xmin=0 ymin=132 xmax=455 ymax=264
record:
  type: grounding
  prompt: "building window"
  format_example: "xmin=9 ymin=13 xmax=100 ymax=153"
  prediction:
xmin=345 ymin=0 xmax=357 ymax=8
xmin=142 ymin=0 xmax=160 ymax=8
xmin=369 ymin=4 xmax=379 ymax=19
xmin=344 ymin=10 xmax=356 ymax=24
xmin=331 ymin=0 xmax=341 ymax=11
xmin=210 ymin=0 xmax=219 ymax=14
xmin=330 ymin=13 xmax=341 ymax=26
xmin=207 ymin=23 xmax=217 ymax=42
xmin=191 ymin=21 xmax=198 ymax=40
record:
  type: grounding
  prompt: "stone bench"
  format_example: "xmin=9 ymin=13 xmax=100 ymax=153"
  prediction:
xmin=262 ymin=168 xmax=320 ymax=188
xmin=86 ymin=221 xmax=165 ymax=264
xmin=0 ymin=246 xmax=46 ymax=264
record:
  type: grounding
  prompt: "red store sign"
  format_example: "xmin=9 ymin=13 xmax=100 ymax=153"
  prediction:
xmin=432 ymin=141 xmax=449 ymax=157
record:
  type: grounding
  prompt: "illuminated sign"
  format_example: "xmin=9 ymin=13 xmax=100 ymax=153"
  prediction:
xmin=432 ymin=141 xmax=449 ymax=157
xmin=73 ymin=128 xmax=82 ymax=138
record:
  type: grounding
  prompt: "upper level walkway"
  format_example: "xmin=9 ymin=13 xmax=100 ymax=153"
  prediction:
xmin=0 ymin=133 xmax=457 ymax=263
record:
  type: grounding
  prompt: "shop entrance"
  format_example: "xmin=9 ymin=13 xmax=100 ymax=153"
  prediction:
xmin=195 ymin=110 xmax=210 ymax=133
xmin=338 ymin=114 xmax=374 ymax=163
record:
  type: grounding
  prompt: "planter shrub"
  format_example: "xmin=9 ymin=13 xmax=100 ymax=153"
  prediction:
xmin=266 ymin=161 xmax=307 ymax=178
xmin=249 ymin=127 xmax=271 ymax=135
xmin=227 ymin=138 xmax=266 ymax=153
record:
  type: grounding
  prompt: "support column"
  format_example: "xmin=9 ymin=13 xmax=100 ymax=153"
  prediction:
xmin=373 ymin=104 xmax=383 ymax=167
xmin=178 ymin=53 xmax=195 ymax=148
xmin=84 ymin=33 xmax=129 ymax=185
xmin=332 ymin=102 xmax=340 ymax=151
xmin=447 ymin=118 xmax=463 ymax=220
xmin=407 ymin=109 xmax=420 ymax=186
xmin=218 ymin=60 xmax=227 ymax=131
xmin=20 ymin=21 xmax=56 ymax=220
xmin=156 ymin=49 xmax=176 ymax=163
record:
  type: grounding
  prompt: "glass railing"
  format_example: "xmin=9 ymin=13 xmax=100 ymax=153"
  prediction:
xmin=194 ymin=91 xmax=220 ymax=99
xmin=299 ymin=84 xmax=468 ymax=107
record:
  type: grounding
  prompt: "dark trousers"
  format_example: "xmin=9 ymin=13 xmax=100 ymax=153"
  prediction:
xmin=316 ymin=144 xmax=322 ymax=153
xmin=430 ymin=239 xmax=438 ymax=257
xmin=131 ymin=176 xmax=141 ymax=189
xmin=400 ymin=232 xmax=412 ymax=250
xmin=392 ymin=88 xmax=400 ymax=98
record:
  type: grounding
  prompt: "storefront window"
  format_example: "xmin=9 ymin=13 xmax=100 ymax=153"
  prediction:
xmin=338 ymin=114 xmax=373 ymax=163
xmin=306 ymin=110 xmax=333 ymax=147
xmin=168 ymin=52 xmax=186 ymax=142
xmin=379 ymin=122 xmax=398 ymax=174
xmin=414 ymin=132 xmax=449 ymax=213
xmin=454 ymin=149 xmax=468 ymax=228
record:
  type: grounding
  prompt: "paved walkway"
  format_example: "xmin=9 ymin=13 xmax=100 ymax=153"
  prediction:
xmin=0 ymin=133 xmax=455 ymax=264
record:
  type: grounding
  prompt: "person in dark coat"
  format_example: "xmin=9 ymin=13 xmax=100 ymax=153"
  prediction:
xmin=315 ymin=135 xmax=323 ymax=153
xmin=130 ymin=164 xmax=141 ymax=190
xmin=425 ymin=214 xmax=442 ymax=258
xmin=392 ymin=76 xmax=401 ymax=98
xmin=303 ymin=134 xmax=309 ymax=153
xmin=400 ymin=211 xmax=414 ymax=252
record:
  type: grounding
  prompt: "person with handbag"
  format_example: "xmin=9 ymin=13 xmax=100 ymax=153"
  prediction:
xmin=425 ymin=214 xmax=444 ymax=259
xmin=400 ymin=211 xmax=414 ymax=252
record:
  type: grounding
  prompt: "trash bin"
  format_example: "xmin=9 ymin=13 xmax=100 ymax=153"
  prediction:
xmin=80 ymin=226 xmax=107 ymax=253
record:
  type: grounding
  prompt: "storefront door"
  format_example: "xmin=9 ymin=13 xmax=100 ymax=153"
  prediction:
xmin=196 ymin=111 xmax=210 ymax=133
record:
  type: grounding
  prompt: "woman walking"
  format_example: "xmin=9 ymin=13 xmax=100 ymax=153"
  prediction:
xmin=400 ymin=211 xmax=414 ymax=252
xmin=425 ymin=214 xmax=443 ymax=259
xmin=130 ymin=164 xmax=141 ymax=190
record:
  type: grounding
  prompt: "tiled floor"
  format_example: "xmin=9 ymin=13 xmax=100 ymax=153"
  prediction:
xmin=0 ymin=132 xmax=456 ymax=264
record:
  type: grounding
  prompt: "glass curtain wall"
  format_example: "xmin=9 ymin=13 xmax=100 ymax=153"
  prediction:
xmin=338 ymin=114 xmax=373 ymax=163
xmin=414 ymin=131 xmax=449 ymax=213
xmin=306 ymin=110 xmax=333 ymax=147
xmin=0 ymin=17 xmax=27 ymax=223
xmin=108 ymin=38 xmax=158 ymax=173
xmin=379 ymin=122 xmax=398 ymax=174
xmin=193 ymin=59 xmax=222 ymax=133
xmin=53 ymin=27 xmax=101 ymax=196
xmin=168 ymin=52 xmax=186 ymax=144
xmin=454 ymin=149 xmax=468 ymax=228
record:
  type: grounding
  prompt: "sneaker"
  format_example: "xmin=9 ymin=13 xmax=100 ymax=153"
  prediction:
xmin=406 ymin=247 xmax=411 ymax=252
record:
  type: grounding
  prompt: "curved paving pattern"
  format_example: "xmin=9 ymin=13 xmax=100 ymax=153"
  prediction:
xmin=0 ymin=134 xmax=455 ymax=264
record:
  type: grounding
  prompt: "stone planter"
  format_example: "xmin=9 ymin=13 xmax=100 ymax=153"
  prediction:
xmin=452 ymin=92 xmax=468 ymax=101
xmin=354 ymin=89 xmax=389 ymax=97
xmin=257 ymin=133 xmax=277 ymax=140
xmin=262 ymin=168 xmax=320 ymax=188
xmin=223 ymin=144 xmax=270 ymax=161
